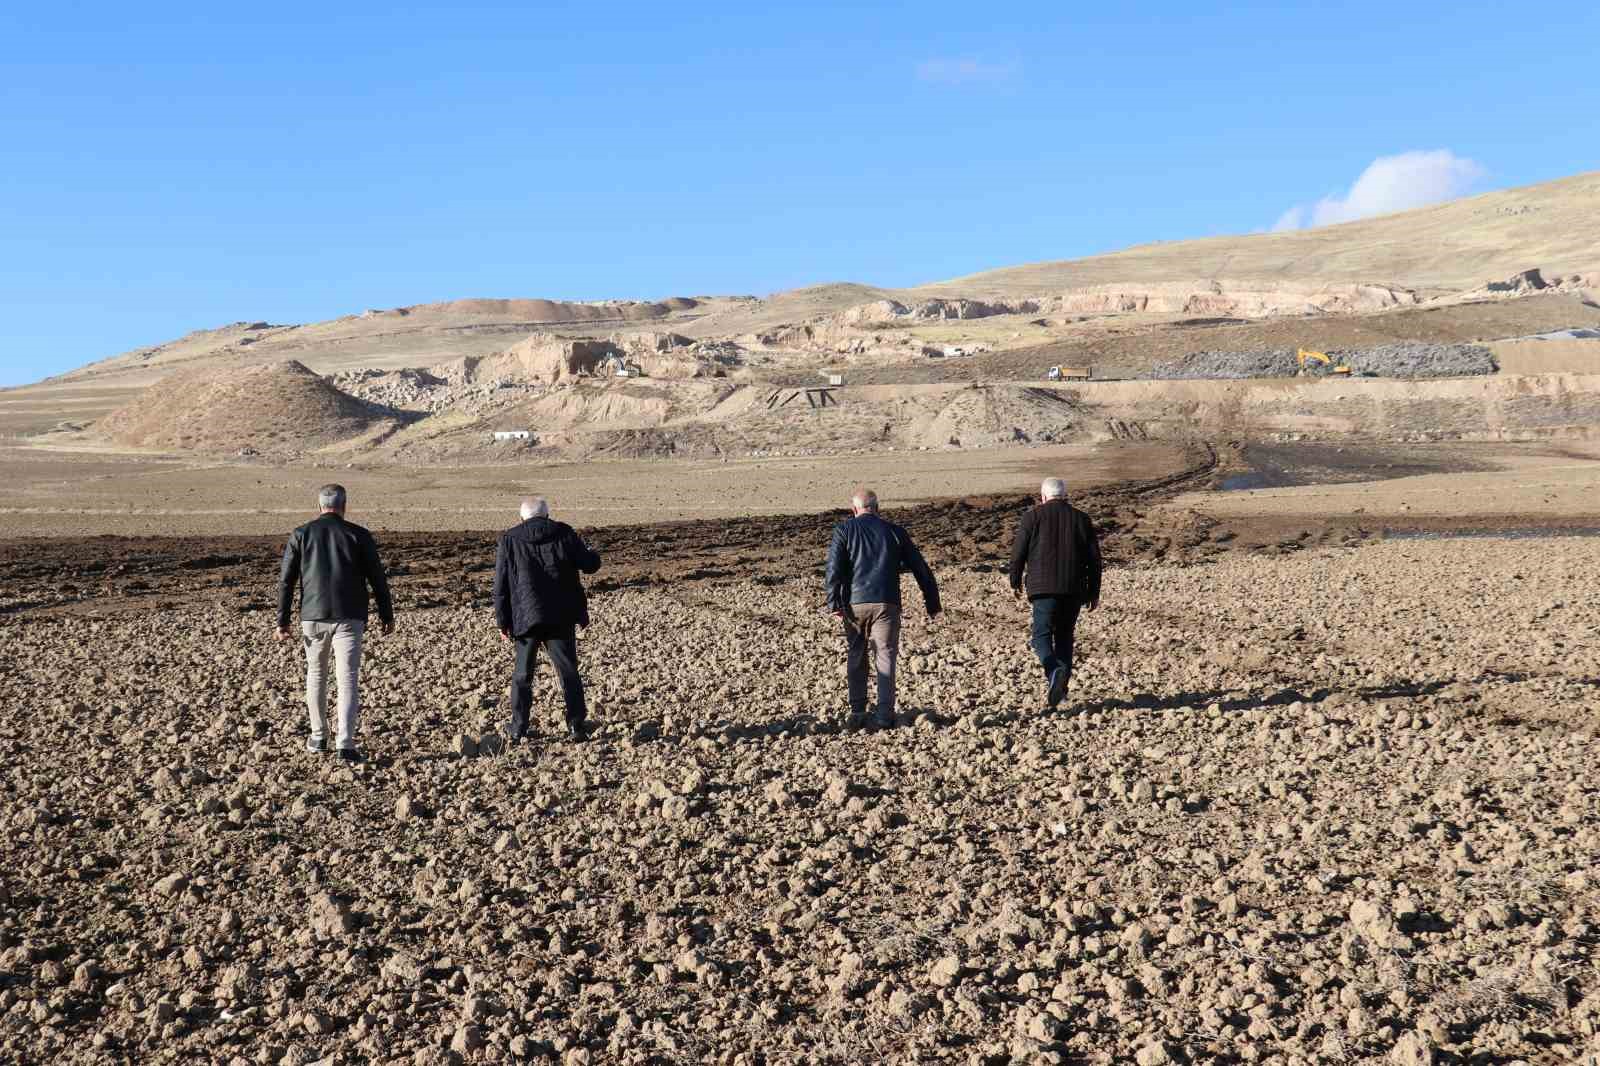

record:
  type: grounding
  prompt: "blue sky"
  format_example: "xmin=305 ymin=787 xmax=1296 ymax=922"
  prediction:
xmin=2 ymin=1 xmax=1596 ymax=386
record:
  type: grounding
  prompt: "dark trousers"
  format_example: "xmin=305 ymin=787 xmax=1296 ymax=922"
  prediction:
xmin=509 ymin=625 xmax=586 ymax=736
xmin=1030 ymin=596 xmax=1083 ymax=682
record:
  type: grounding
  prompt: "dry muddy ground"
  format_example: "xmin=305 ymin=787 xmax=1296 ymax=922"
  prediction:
xmin=3 ymin=458 xmax=1600 ymax=1066
xmin=0 ymin=440 xmax=1190 ymax=539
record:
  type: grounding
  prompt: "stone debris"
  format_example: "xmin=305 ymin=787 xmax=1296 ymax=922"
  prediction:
xmin=1146 ymin=342 xmax=1497 ymax=379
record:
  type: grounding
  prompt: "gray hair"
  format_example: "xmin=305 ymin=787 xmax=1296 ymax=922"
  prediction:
xmin=1041 ymin=478 xmax=1067 ymax=500
xmin=520 ymin=496 xmax=549 ymax=520
xmin=318 ymin=484 xmax=347 ymax=511
xmin=850 ymin=487 xmax=879 ymax=513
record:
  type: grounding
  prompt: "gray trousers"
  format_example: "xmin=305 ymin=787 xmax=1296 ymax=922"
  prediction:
xmin=844 ymin=603 xmax=901 ymax=718
xmin=302 ymin=619 xmax=365 ymax=750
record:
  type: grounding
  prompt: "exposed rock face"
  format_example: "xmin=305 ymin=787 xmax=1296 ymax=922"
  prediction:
xmin=823 ymin=282 xmax=1420 ymax=332
xmin=479 ymin=333 xmax=620 ymax=383
xmin=1053 ymin=280 xmax=1419 ymax=316
xmin=1450 ymin=267 xmax=1600 ymax=301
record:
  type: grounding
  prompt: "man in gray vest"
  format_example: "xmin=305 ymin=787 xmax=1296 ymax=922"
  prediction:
xmin=276 ymin=484 xmax=395 ymax=762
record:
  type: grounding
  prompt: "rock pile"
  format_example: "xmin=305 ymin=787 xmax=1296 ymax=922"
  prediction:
xmin=328 ymin=367 xmax=532 ymax=415
xmin=1145 ymin=343 xmax=1498 ymax=380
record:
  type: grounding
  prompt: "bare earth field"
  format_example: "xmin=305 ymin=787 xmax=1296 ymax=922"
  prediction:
xmin=3 ymin=501 xmax=1599 ymax=1065
xmin=2 ymin=437 xmax=1599 ymax=1066
xmin=0 ymin=441 xmax=1189 ymax=538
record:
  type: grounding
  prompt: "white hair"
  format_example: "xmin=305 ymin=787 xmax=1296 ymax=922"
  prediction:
xmin=520 ymin=497 xmax=549 ymax=520
xmin=1041 ymin=478 xmax=1067 ymax=500
xmin=850 ymin=487 xmax=879 ymax=513
xmin=318 ymin=484 xmax=347 ymax=511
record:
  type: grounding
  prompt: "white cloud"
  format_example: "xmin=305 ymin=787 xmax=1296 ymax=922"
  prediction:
xmin=1272 ymin=205 xmax=1306 ymax=232
xmin=1272 ymin=149 xmax=1487 ymax=231
xmin=915 ymin=58 xmax=1017 ymax=85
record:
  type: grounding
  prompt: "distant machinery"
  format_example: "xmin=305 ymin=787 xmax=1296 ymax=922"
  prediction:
xmin=1296 ymin=348 xmax=1351 ymax=375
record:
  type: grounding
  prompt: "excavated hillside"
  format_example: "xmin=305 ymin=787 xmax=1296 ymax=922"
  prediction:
xmin=95 ymin=360 xmax=387 ymax=456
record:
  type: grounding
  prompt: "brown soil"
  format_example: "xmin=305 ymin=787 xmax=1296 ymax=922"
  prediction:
xmin=0 ymin=444 xmax=1219 ymax=618
xmin=2 ymin=469 xmax=1597 ymax=1064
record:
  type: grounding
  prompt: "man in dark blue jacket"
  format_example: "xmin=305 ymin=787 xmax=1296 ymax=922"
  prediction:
xmin=494 ymin=497 xmax=602 ymax=742
xmin=825 ymin=487 xmax=941 ymax=728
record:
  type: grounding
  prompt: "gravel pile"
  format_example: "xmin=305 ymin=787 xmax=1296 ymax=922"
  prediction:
xmin=1146 ymin=343 xmax=1498 ymax=380
xmin=1146 ymin=349 xmax=1298 ymax=379
xmin=1331 ymin=343 xmax=1498 ymax=378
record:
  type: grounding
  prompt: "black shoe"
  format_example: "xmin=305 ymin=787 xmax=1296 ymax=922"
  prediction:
xmin=306 ymin=737 xmax=329 ymax=754
xmin=338 ymin=747 xmax=365 ymax=764
xmin=1046 ymin=667 xmax=1069 ymax=710
xmin=566 ymin=720 xmax=591 ymax=743
xmin=871 ymin=711 xmax=896 ymax=730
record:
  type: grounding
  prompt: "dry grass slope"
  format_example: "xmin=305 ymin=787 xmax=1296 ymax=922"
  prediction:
xmin=919 ymin=172 xmax=1600 ymax=296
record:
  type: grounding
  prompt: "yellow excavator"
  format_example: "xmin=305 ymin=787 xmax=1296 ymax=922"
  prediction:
xmin=1297 ymin=348 xmax=1352 ymax=376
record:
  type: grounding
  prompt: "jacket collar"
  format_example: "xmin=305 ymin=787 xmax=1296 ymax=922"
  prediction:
xmin=515 ymin=516 xmax=562 ymax=543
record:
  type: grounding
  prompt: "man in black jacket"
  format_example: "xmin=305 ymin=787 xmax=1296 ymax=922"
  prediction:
xmin=276 ymin=484 xmax=395 ymax=762
xmin=825 ymin=487 xmax=940 ymax=728
xmin=494 ymin=497 xmax=602 ymax=743
xmin=1008 ymin=477 xmax=1102 ymax=711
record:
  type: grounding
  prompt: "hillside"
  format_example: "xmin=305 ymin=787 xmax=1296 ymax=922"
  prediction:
xmin=38 ymin=171 xmax=1595 ymax=391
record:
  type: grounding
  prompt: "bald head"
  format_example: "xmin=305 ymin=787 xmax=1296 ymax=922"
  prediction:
xmin=850 ymin=487 xmax=879 ymax=515
xmin=1040 ymin=478 xmax=1067 ymax=502
xmin=520 ymin=497 xmax=549 ymax=521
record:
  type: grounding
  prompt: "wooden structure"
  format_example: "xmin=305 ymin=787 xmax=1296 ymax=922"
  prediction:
xmin=765 ymin=387 xmax=839 ymax=410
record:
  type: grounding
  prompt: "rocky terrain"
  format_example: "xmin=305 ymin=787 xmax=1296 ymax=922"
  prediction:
xmin=1145 ymin=344 xmax=1498 ymax=381
xmin=2 ymin=515 xmax=1597 ymax=1066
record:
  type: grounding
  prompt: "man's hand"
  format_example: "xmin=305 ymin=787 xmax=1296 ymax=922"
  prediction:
xmin=380 ymin=620 xmax=395 ymax=636
xmin=499 ymin=627 xmax=510 ymax=644
xmin=1086 ymin=598 xmax=1100 ymax=612
xmin=275 ymin=625 xmax=290 ymax=642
